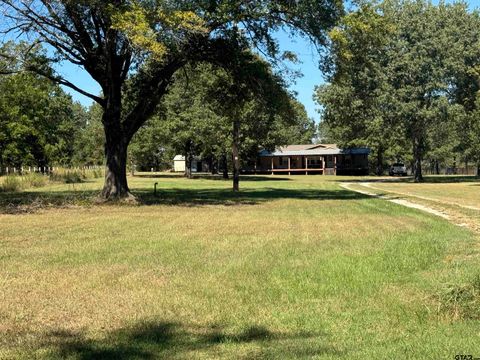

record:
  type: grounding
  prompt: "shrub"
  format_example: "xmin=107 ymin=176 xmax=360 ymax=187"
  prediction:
xmin=1 ymin=176 xmax=23 ymax=192
xmin=50 ymin=170 xmax=85 ymax=184
xmin=23 ymin=173 xmax=48 ymax=188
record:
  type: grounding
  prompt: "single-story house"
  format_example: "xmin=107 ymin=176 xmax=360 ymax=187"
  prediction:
xmin=251 ymin=144 xmax=370 ymax=175
xmin=173 ymin=155 xmax=210 ymax=173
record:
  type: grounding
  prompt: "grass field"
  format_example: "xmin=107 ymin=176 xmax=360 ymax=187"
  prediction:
xmin=355 ymin=176 xmax=480 ymax=209
xmin=1 ymin=174 xmax=480 ymax=359
xmin=346 ymin=176 xmax=480 ymax=233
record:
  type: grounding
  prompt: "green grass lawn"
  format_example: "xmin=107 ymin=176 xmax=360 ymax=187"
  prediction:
xmin=1 ymin=174 xmax=479 ymax=359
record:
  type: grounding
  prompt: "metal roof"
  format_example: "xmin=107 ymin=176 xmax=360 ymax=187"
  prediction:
xmin=173 ymin=155 xmax=204 ymax=161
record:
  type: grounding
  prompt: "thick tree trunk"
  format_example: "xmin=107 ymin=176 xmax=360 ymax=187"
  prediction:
xmin=222 ymin=154 xmax=229 ymax=179
xmin=102 ymin=133 xmax=130 ymax=199
xmin=232 ymin=119 xmax=240 ymax=192
xmin=101 ymin=94 xmax=132 ymax=200
xmin=376 ymin=147 xmax=384 ymax=176
xmin=413 ymin=136 xmax=423 ymax=182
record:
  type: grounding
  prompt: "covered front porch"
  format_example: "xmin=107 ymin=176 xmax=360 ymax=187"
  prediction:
xmin=256 ymin=155 xmax=338 ymax=175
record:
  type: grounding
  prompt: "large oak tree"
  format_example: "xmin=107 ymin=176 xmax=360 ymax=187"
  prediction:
xmin=0 ymin=0 xmax=342 ymax=199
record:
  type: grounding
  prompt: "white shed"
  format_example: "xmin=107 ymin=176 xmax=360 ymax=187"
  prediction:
xmin=173 ymin=155 xmax=186 ymax=172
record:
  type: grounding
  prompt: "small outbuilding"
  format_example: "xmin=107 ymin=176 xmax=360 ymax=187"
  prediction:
xmin=173 ymin=155 xmax=186 ymax=172
xmin=173 ymin=155 xmax=210 ymax=173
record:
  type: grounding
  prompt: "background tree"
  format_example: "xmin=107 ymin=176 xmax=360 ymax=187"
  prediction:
xmin=72 ymin=103 xmax=106 ymax=166
xmin=1 ymin=0 xmax=342 ymax=199
xmin=0 ymin=43 xmax=85 ymax=171
xmin=315 ymin=2 xmax=398 ymax=175
xmin=382 ymin=0 xmax=463 ymax=181
xmin=316 ymin=0 xmax=480 ymax=180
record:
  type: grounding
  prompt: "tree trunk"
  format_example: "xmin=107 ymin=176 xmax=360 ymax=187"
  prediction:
xmin=376 ymin=147 xmax=384 ymax=176
xmin=435 ymin=159 xmax=440 ymax=175
xmin=476 ymin=162 xmax=480 ymax=177
xmin=413 ymin=136 xmax=423 ymax=182
xmin=232 ymin=118 xmax=240 ymax=192
xmin=102 ymin=133 xmax=130 ymax=199
xmin=101 ymin=94 xmax=132 ymax=200
xmin=130 ymin=159 xmax=135 ymax=176
xmin=222 ymin=154 xmax=229 ymax=179
xmin=184 ymin=140 xmax=193 ymax=179
xmin=209 ymin=156 xmax=218 ymax=175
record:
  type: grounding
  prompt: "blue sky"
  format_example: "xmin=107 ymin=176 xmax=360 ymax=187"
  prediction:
xmin=56 ymin=0 xmax=480 ymax=123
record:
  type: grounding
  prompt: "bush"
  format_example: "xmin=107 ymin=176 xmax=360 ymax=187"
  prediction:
xmin=23 ymin=173 xmax=48 ymax=188
xmin=1 ymin=176 xmax=22 ymax=192
xmin=50 ymin=170 xmax=85 ymax=184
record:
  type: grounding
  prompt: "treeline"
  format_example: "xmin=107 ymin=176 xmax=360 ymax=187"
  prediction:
xmin=0 ymin=43 xmax=316 ymax=176
xmin=316 ymin=0 xmax=480 ymax=180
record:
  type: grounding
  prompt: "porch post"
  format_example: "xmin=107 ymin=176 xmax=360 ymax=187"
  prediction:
xmin=322 ymin=156 xmax=326 ymax=175
xmin=271 ymin=157 xmax=274 ymax=175
xmin=305 ymin=157 xmax=308 ymax=175
xmin=288 ymin=157 xmax=291 ymax=175
xmin=334 ymin=155 xmax=337 ymax=175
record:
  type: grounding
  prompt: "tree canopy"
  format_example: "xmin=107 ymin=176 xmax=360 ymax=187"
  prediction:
xmin=316 ymin=0 xmax=480 ymax=180
xmin=0 ymin=42 xmax=86 ymax=171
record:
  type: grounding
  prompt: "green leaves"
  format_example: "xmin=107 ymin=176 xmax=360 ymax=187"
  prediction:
xmin=0 ymin=43 xmax=86 ymax=169
xmin=111 ymin=2 xmax=208 ymax=60
xmin=317 ymin=0 xmax=480 ymax=174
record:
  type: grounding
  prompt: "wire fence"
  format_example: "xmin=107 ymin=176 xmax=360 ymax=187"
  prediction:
xmin=0 ymin=165 xmax=103 ymax=176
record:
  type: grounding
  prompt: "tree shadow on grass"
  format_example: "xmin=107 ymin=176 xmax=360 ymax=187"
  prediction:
xmin=0 ymin=186 xmax=370 ymax=213
xmin=137 ymin=187 xmax=369 ymax=206
xmin=0 ymin=189 xmax=98 ymax=214
xmin=30 ymin=321 xmax=341 ymax=359
xmin=134 ymin=174 xmax=292 ymax=181
xmin=335 ymin=175 xmax=480 ymax=184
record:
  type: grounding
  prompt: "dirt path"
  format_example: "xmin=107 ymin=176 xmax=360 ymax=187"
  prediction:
xmin=361 ymin=182 xmax=480 ymax=211
xmin=340 ymin=182 xmax=451 ymax=219
xmin=340 ymin=181 xmax=480 ymax=232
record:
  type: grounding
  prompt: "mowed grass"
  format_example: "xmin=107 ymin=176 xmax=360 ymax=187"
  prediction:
xmin=360 ymin=176 xmax=480 ymax=209
xmin=1 ymin=174 xmax=480 ymax=359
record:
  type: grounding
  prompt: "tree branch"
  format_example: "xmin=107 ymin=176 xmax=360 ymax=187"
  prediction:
xmin=26 ymin=66 xmax=104 ymax=105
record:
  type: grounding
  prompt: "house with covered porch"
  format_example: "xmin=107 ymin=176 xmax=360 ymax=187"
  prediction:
xmin=253 ymin=144 xmax=370 ymax=175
